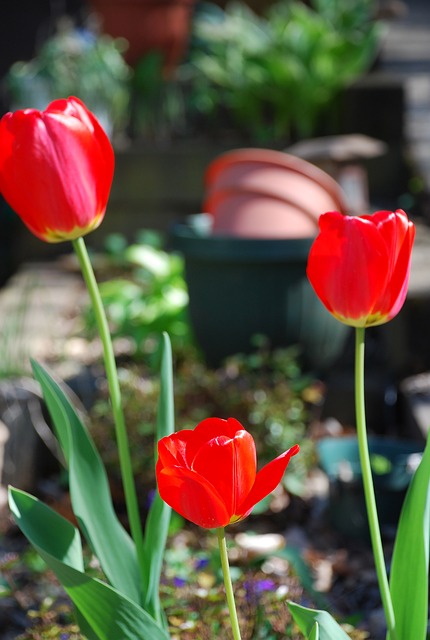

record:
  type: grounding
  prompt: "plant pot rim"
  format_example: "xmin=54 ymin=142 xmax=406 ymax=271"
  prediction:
xmin=317 ymin=435 xmax=425 ymax=478
xmin=170 ymin=222 xmax=316 ymax=262
xmin=204 ymin=147 xmax=348 ymax=212
xmin=203 ymin=187 xmax=321 ymax=223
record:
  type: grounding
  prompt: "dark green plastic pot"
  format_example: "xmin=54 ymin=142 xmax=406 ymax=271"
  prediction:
xmin=317 ymin=436 xmax=424 ymax=540
xmin=170 ymin=223 xmax=349 ymax=371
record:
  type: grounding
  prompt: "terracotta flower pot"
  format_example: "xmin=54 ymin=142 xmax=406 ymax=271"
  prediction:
xmin=204 ymin=189 xmax=319 ymax=238
xmin=89 ymin=0 xmax=196 ymax=75
xmin=203 ymin=148 xmax=348 ymax=238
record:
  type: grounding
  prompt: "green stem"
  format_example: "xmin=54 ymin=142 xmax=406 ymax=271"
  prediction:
xmin=72 ymin=238 xmax=146 ymax=581
xmin=217 ymin=528 xmax=242 ymax=640
xmin=355 ymin=327 xmax=397 ymax=640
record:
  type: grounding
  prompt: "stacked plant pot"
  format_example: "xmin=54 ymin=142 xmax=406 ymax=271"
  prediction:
xmin=171 ymin=148 xmax=352 ymax=371
xmin=203 ymin=148 xmax=347 ymax=239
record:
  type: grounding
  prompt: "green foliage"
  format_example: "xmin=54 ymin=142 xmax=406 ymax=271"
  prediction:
xmin=184 ymin=0 xmax=381 ymax=142
xmin=141 ymin=334 xmax=174 ymax=626
xmin=85 ymin=231 xmax=194 ymax=368
xmin=8 ymin=335 xmax=175 ymax=639
xmin=31 ymin=360 xmax=141 ymax=604
xmin=129 ymin=52 xmax=187 ymax=141
xmin=309 ymin=623 xmax=319 ymax=640
xmin=389 ymin=436 xmax=430 ymax=640
xmin=9 ymin=488 xmax=170 ymax=640
xmin=6 ymin=20 xmax=131 ymax=132
xmin=288 ymin=602 xmax=352 ymax=639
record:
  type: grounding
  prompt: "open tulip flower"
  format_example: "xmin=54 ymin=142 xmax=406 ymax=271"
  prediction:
xmin=0 ymin=96 xmax=114 ymax=242
xmin=306 ymin=209 xmax=415 ymax=327
xmin=156 ymin=416 xmax=300 ymax=529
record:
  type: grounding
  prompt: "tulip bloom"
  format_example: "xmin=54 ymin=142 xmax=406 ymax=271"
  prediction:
xmin=307 ymin=209 xmax=415 ymax=327
xmin=0 ymin=96 xmax=114 ymax=242
xmin=156 ymin=417 xmax=299 ymax=529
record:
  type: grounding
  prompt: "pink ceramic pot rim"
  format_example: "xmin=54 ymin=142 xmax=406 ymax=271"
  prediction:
xmin=203 ymin=187 xmax=322 ymax=227
xmin=205 ymin=148 xmax=348 ymax=211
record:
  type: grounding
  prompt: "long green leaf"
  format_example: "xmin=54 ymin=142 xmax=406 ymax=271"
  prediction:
xmin=288 ymin=602 xmax=351 ymax=640
xmin=142 ymin=333 xmax=174 ymax=624
xmin=309 ymin=622 xmax=319 ymax=640
xmin=390 ymin=437 xmax=430 ymax=640
xmin=31 ymin=360 xmax=140 ymax=603
xmin=9 ymin=488 xmax=169 ymax=640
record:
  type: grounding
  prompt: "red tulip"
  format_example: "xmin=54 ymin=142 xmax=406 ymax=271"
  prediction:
xmin=156 ymin=417 xmax=299 ymax=529
xmin=307 ymin=210 xmax=415 ymax=327
xmin=0 ymin=96 xmax=114 ymax=242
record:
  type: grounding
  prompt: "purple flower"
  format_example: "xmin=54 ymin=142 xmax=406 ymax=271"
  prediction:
xmin=173 ymin=576 xmax=187 ymax=588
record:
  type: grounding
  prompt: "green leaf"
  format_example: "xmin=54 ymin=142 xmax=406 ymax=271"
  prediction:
xmin=142 ymin=333 xmax=174 ymax=625
xmin=288 ymin=602 xmax=351 ymax=639
xmin=309 ymin=622 xmax=319 ymax=640
xmin=390 ymin=438 xmax=430 ymax=640
xmin=8 ymin=488 xmax=170 ymax=640
xmin=31 ymin=360 xmax=140 ymax=604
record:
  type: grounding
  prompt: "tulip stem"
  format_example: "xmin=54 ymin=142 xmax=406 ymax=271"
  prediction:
xmin=355 ymin=327 xmax=397 ymax=640
xmin=217 ymin=527 xmax=242 ymax=640
xmin=72 ymin=238 xmax=146 ymax=583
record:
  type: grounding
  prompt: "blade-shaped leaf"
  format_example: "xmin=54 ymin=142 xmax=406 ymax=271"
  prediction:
xmin=142 ymin=333 xmax=174 ymax=625
xmin=9 ymin=486 xmax=84 ymax=570
xmin=309 ymin=622 xmax=319 ymax=640
xmin=31 ymin=360 xmax=140 ymax=604
xmin=9 ymin=488 xmax=169 ymax=640
xmin=390 ymin=437 xmax=430 ymax=640
xmin=288 ymin=602 xmax=351 ymax=640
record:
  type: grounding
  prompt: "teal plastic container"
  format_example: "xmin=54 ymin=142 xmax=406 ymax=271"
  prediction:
xmin=170 ymin=223 xmax=350 ymax=371
xmin=317 ymin=436 xmax=425 ymax=540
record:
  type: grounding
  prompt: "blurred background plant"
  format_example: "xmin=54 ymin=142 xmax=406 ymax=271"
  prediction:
xmin=182 ymin=0 xmax=382 ymax=143
xmin=83 ymin=230 xmax=194 ymax=369
xmin=2 ymin=0 xmax=383 ymax=146
xmin=4 ymin=16 xmax=131 ymax=137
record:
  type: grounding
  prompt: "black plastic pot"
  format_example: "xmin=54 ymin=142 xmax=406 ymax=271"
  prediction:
xmin=317 ymin=436 xmax=425 ymax=540
xmin=170 ymin=223 xmax=350 ymax=371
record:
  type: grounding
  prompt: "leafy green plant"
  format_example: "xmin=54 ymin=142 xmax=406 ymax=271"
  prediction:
xmin=84 ymin=231 xmax=194 ymax=367
xmin=5 ymin=19 xmax=131 ymax=134
xmin=184 ymin=0 xmax=381 ymax=142
xmin=9 ymin=333 xmax=174 ymax=640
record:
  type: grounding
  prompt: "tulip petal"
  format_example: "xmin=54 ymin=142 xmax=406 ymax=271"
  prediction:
xmin=368 ymin=210 xmax=415 ymax=322
xmin=307 ymin=212 xmax=390 ymax=326
xmin=192 ymin=428 xmax=256 ymax=517
xmin=187 ymin=417 xmax=242 ymax=461
xmin=157 ymin=430 xmax=194 ymax=468
xmin=156 ymin=464 xmax=230 ymax=529
xmin=237 ymin=444 xmax=300 ymax=517
xmin=0 ymin=97 xmax=114 ymax=243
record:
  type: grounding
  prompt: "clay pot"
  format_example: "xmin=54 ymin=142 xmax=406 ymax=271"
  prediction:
xmin=89 ymin=0 xmax=196 ymax=75
xmin=205 ymin=189 xmax=319 ymax=238
xmin=203 ymin=148 xmax=348 ymax=239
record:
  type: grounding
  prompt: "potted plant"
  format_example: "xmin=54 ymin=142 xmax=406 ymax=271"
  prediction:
xmin=89 ymin=0 xmax=197 ymax=77
xmin=183 ymin=0 xmax=382 ymax=144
